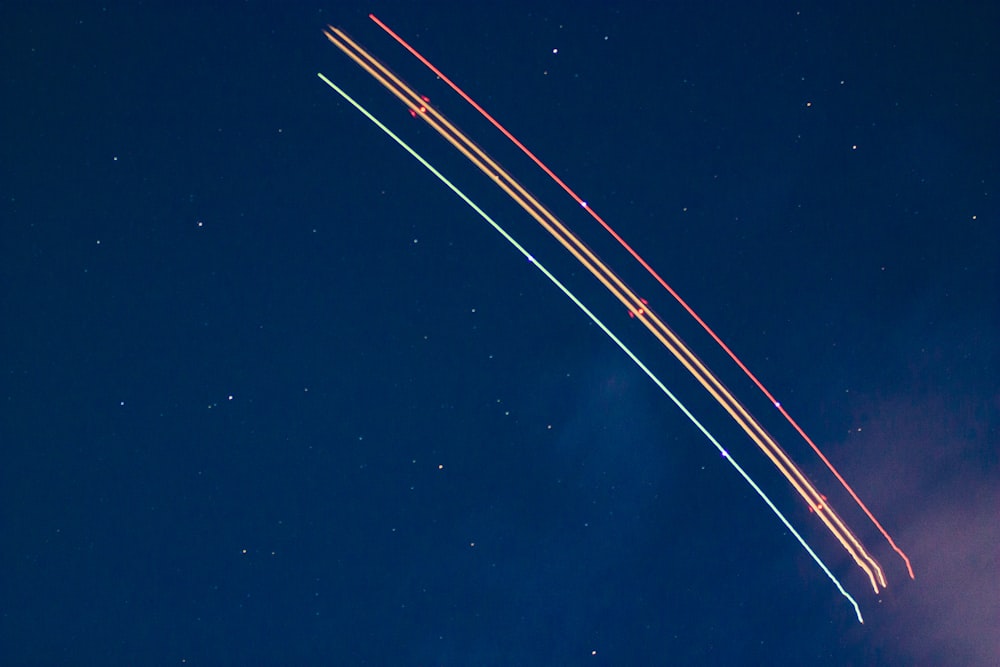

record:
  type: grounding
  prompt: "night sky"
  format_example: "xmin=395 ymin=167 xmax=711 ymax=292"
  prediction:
xmin=2 ymin=2 xmax=997 ymax=665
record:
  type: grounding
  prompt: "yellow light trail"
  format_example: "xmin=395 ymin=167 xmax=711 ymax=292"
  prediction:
xmin=321 ymin=24 xmax=887 ymax=596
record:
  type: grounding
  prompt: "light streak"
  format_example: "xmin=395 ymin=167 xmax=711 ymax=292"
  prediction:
xmin=321 ymin=23 xmax=887 ymax=595
xmin=367 ymin=12 xmax=914 ymax=583
xmin=316 ymin=72 xmax=865 ymax=623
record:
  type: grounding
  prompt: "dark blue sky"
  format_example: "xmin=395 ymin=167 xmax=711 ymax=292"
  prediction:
xmin=2 ymin=2 xmax=997 ymax=664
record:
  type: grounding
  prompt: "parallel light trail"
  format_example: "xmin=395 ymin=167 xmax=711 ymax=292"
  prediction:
xmin=316 ymin=71 xmax=865 ymax=623
xmin=322 ymin=24 xmax=888 ymax=596
xmin=367 ymin=12 xmax=914 ymax=583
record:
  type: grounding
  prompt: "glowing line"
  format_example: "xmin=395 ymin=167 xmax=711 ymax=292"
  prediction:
xmin=368 ymin=12 xmax=913 ymax=583
xmin=322 ymin=26 xmax=886 ymax=594
xmin=316 ymin=71 xmax=865 ymax=623
xmin=323 ymin=26 xmax=884 ymax=593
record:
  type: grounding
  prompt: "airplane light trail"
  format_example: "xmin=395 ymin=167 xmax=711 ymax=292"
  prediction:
xmin=318 ymin=16 xmax=912 ymax=621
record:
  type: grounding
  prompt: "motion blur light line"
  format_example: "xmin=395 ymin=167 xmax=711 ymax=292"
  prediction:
xmin=321 ymin=24 xmax=886 ymax=594
xmin=320 ymin=18 xmax=904 ymax=617
xmin=316 ymin=71 xmax=864 ymax=624
xmin=322 ymin=18 xmax=885 ymax=599
xmin=367 ymin=12 xmax=913 ymax=584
